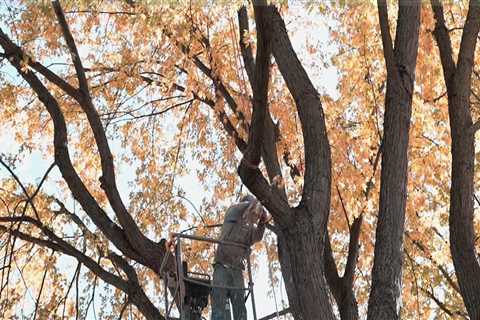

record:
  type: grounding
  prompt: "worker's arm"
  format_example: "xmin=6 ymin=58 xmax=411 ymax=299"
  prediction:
xmin=251 ymin=207 xmax=269 ymax=244
xmin=251 ymin=219 xmax=266 ymax=244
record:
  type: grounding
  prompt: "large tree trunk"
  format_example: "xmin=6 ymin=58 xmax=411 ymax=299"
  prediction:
xmin=276 ymin=229 xmax=301 ymax=319
xmin=280 ymin=213 xmax=335 ymax=320
xmin=448 ymin=93 xmax=480 ymax=319
xmin=430 ymin=1 xmax=480 ymax=317
xmin=367 ymin=1 xmax=420 ymax=319
xmin=447 ymin=21 xmax=480 ymax=320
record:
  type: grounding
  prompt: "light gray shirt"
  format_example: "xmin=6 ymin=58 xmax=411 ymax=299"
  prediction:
xmin=214 ymin=201 xmax=266 ymax=269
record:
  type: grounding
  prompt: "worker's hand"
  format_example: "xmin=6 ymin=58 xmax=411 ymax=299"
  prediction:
xmin=259 ymin=210 xmax=271 ymax=224
xmin=165 ymin=233 xmax=176 ymax=252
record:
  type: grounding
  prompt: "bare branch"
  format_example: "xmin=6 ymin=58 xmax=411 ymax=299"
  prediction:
xmin=236 ymin=6 xmax=288 ymax=202
xmin=33 ymin=250 xmax=55 ymax=320
xmin=0 ymin=222 xmax=126 ymax=290
xmin=237 ymin=6 xmax=255 ymax=87
xmin=57 ymin=262 xmax=81 ymax=319
xmin=406 ymin=231 xmax=460 ymax=294
xmin=421 ymin=287 xmax=468 ymax=319
xmin=0 ymin=158 xmax=55 ymax=221
xmin=336 ymin=185 xmax=351 ymax=232
xmin=0 ymin=217 xmax=163 ymax=319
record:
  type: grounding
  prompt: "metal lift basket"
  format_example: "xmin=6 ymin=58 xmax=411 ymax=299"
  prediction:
xmin=162 ymin=233 xmax=258 ymax=320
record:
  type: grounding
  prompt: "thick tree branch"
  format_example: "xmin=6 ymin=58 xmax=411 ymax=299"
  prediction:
xmin=368 ymin=1 xmax=421 ymax=319
xmin=377 ymin=0 xmax=397 ymax=78
xmin=237 ymin=6 xmax=255 ymax=87
xmin=237 ymin=5 xmax=288 ymax=202
xmin=0 ymin=46 xmax=80 ymax=100
xmin=431 ymin=0 xmax=457 ymax=91
xmin=344 ymin=215 xmax=363 ymax=287
xmin=324 ymin=215 xmax=362 ymax=320
xmin=267 ymin=6 xmax=331 ymax=227
xmin=237 ymin=5 xmax=291 ymax=225
xmin=324 ymin=232 xmax=341 ymax=299
xmin=261 ymin=113 xmax=288 ymax=202
xmin=241 ymin=4 xmax=271 ymax=169
xmin=455 ymin=1 xmax=480 ymax=88
xmin=0 ymin=35 xmax=157 ymax=269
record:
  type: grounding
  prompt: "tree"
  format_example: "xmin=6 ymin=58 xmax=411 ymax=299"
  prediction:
xmin=367 ymin=1 xmax=421 ymax=319
xmin=430 ymin=1 xmax=480 ymax=318
xmin=0 ymin=0 xmax=477 ymax=319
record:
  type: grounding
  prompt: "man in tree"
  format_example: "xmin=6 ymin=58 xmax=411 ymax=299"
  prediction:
xmin=210 ymin=194 xmax=269 ymax=320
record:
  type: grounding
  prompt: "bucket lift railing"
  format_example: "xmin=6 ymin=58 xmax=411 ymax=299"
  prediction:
xmin=162 ymin=233 xmax=258 ymax=320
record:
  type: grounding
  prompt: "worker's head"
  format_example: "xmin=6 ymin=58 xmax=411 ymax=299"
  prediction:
xmin=246 ymin=202 xmax=266 ymax=224
xmin=240 ymin=194 xmax=266 ymax=222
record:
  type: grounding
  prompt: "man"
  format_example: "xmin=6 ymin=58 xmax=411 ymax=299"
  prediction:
xmin=210 ymin=194 xmax=269 ymax=320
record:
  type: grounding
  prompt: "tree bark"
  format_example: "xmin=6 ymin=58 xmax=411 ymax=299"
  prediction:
xmin=367 ymin=1 xmax=420 ymax=319
xmin=431 ymin=1 xmax=480 ymax=318
xmin=325 ymin=216 xmax=362 ymax=320
xmin=281 ymin=213 xmax=335 ymax=320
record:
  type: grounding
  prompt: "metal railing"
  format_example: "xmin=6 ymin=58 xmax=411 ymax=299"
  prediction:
xmin=162 ymin=233 xmax=258 ymax=320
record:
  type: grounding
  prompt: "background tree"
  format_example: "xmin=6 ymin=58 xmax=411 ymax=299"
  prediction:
xmin=431 ymin=1 xmax=480 ymax=318
xmin=367 ymin=1 xmax=420 ymax=319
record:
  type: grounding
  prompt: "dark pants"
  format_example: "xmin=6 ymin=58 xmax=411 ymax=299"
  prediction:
xmin=210 ymin=264 xmax=246 ymax=320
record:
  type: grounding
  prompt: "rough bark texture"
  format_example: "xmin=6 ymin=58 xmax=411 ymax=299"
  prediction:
xmin=367 ymin=1 xmax=421 ymax=319
xmin=431 ymin=1 xmax=480 ymax=318
xmin=281 ymin=214 xmax=335 ymax=320
xmin=325 ymin=216 xmax=362 ymax=320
